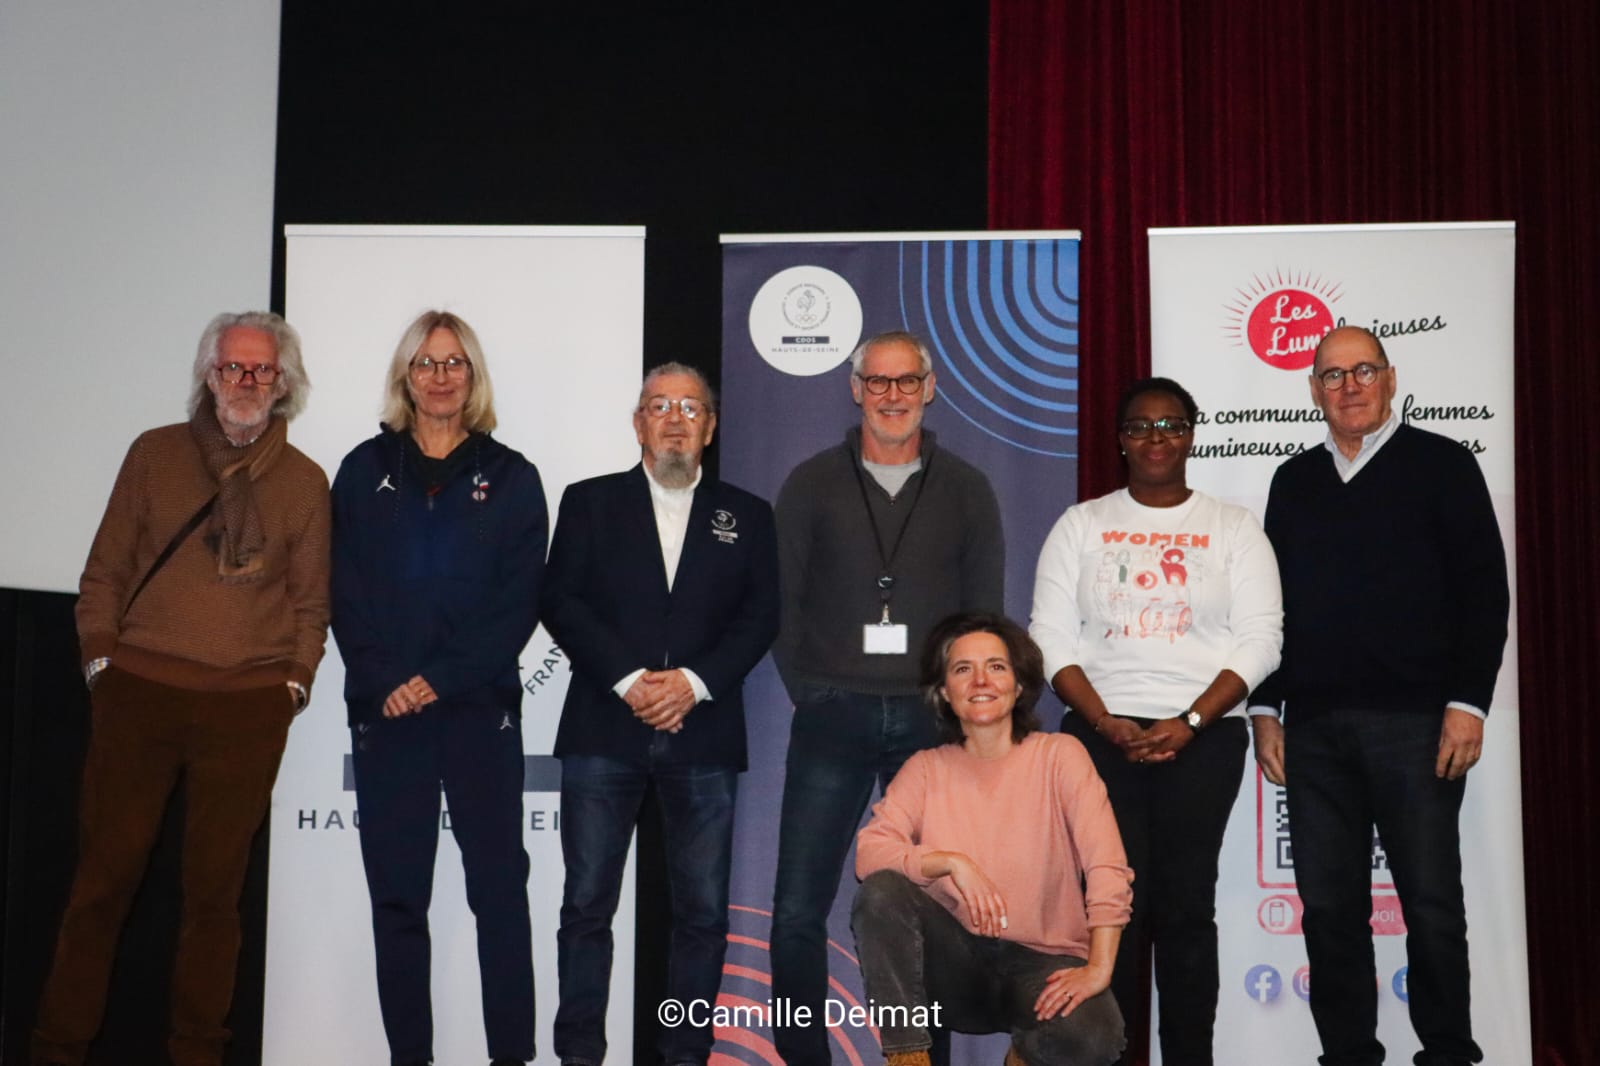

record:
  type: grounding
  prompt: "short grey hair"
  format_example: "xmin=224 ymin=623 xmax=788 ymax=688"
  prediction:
xmin=637 ymin=361 xmax=717 ymax=414
xmin=188 ymin=311 xmax=310 ymax=421
xmin=849 ymin=330 xmax=933 ymax=376
xmin=380 ymin=310 xmax=498 ymax=433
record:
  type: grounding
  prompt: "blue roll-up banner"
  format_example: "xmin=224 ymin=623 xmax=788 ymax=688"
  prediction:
xmin=717 ymin=232 xmax=1081 ymax=1063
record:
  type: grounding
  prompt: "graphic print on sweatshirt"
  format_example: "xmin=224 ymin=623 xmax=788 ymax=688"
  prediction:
xmin=1091 ymin=529 xmax=1212 ymax=642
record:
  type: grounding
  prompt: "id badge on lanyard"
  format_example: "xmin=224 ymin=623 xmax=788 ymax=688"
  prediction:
xmin=864 ymin=592 xmax=908 ymax=655
xmin=852 ymin=449 xmax=928 ymax=657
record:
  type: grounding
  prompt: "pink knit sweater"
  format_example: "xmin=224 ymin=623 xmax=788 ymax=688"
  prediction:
xmin=856 ymin=731 xmax=1133 ymax=958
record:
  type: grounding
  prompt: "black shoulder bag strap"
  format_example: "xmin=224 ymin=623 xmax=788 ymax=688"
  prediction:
xmin=120 ymin=494 xmax=218 ymax=621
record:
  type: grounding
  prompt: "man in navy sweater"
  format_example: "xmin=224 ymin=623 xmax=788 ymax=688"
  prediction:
xmin=1250 ymin=326 xmax=1509 ymax=1066
xmin=542 ymin=363 xmax=780 ymax=1066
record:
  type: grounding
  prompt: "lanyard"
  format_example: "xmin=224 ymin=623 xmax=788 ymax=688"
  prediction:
xmin=848 ymin=445 xmax=931 ymax=620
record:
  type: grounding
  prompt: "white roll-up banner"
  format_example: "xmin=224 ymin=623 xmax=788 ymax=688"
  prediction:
xmin=265 ymin=225 xmax=646 ymax=1065
xmin=1148 ymin=222 xmax=1525 ymax=1065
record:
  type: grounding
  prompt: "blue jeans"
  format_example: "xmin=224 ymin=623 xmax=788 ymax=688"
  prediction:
xmin=1285 ymin=708 xmax=1479 ymax=1066
xmin=769 ymin=685 xmax=940 ymax=1066
xmin=555 ymin=740 xmax=738 ymax=1066
xmin=351 ymin=702 xmax=535 ymax=1066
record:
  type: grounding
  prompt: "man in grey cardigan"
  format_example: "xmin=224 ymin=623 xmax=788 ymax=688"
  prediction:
xmin=768 ymin=330 xmax=1005 ymax=1066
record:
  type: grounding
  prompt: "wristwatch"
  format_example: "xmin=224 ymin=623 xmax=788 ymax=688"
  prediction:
xmin=1179 ymin=709 xmax=1204 ymax=733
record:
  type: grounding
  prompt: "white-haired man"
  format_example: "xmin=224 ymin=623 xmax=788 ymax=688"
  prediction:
xmin=33 ymin=312 xmax=330 ymax=1066
xmin=543 ymin=362 xmax=779 ymax=1066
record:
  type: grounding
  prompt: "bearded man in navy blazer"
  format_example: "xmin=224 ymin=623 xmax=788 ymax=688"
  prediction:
xmin=542 ymin=362 xmax=780 ymax=1066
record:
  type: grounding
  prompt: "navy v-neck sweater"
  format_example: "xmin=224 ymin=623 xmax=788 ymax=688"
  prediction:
xmin=1251 ymin=424 xmax=1509 ymax=721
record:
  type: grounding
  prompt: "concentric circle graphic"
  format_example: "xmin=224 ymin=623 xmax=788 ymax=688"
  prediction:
xmin=708 ymin=904 xmax=882 ymax=1064
xmin=898 ymin=239 xmax=1080 ymax=458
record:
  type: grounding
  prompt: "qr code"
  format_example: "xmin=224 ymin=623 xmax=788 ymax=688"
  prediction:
xmin=1266 ymin=789 xmax=1390 ymax=875
xmin=1273 ymin=792 xmax=1292 ymax=870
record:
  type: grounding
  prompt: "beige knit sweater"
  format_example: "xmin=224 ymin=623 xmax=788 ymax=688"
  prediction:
xmin=76 ymin=422 xmax=331 ymax=691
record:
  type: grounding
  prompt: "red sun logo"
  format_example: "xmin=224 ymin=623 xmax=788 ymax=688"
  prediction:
xmin=1223 ymin=271 xmax=1342 ymax=371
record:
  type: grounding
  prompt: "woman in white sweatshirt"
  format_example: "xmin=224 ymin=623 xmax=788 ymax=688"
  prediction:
xmin=1028 ymin=377 xmax=1283 ymax=1066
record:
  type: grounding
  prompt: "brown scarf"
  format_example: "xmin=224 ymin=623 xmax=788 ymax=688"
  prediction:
xmin=188 ymin=402 xmax=287 ymax=583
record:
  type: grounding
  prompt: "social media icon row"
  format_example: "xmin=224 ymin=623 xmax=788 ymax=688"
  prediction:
xmin=1243 ymin=965 xmax=1408 ymax=1004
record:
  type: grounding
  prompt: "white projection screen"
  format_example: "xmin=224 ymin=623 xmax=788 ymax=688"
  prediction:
xmin=265 ymin=225 xmax=645 ymax=1064
xmin=0 ymin=0 xmax=280 ymax=593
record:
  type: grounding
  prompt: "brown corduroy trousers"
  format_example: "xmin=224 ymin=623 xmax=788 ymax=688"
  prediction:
xmin=31 ymin=667 xmax=295 ymax=1066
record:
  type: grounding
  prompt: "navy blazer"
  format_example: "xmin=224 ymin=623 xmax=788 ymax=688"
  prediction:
xmin=543 ymin=464 xmax=780 ymax=770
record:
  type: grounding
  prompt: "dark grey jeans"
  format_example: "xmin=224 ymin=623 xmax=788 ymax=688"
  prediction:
xmin=850 ymin=870 xmax=1125 ymax=1064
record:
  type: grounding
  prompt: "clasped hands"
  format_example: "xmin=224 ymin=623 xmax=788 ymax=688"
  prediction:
xmin=383 ymin=675 xmax=438 ymax=718
xmin=623 ymin=669 xmax=695 ymax=733
xmin=1099 ymin=714 xmax=1191 ymax=764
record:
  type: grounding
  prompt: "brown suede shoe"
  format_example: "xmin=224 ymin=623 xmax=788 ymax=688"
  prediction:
xmin=886 ymin=1052 xmax=932 ymax=1066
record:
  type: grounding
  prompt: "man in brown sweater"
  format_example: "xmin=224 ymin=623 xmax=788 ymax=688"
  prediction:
xmin=32 ymin=311 xmax=331 ymax=1066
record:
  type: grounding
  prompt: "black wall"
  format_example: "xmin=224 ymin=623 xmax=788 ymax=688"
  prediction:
xmin=3 ymin=5 xmax=987 ymax=1063
xmin=271 ymin=5 xmax=989 ymax=435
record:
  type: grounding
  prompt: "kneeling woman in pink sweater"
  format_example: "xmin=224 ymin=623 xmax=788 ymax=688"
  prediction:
xmin=854 ymin=611 xmax=1133 ymax=1066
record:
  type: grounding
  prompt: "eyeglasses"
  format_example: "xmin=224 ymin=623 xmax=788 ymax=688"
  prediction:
xmin=1120 ymin=417 xmax=1192 ymax=439
xmin=215 ymin=362 xmax=279 ymax=385
xmin=410 ymin=355 xmax=472 ymax=378
xmin=640 ymin=397 xmax=708 ymax=421
xmin=1316 ymin=363 xmax=1388 ymax=390
xmin=855 ymin=372 xmax=929 ymax=396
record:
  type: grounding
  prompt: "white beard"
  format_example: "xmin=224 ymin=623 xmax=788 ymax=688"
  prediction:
xmin=216 ymin=398 xmax=271 ymax=445
xmin=652 ymin=451 xmax=698 ymax=488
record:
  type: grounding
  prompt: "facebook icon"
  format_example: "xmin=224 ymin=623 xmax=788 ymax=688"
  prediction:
xmin=1244 ymin=964 xmax=1282 ymax=1004
xmin=1393 ymin=966 xmax=1409 ymax=1002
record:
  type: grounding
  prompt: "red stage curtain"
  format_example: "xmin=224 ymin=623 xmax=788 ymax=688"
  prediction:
xmin=989 ymin=3 xmax=1598 ymax=1064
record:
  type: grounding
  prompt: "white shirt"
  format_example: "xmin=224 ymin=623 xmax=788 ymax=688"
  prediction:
xmin=611 ymin=462 xmax=710 ymax=704
xmin=646 ymin=461 xmax=700 ymax=591
xmin=1325 ymin=410 xmax=1400 ymax=483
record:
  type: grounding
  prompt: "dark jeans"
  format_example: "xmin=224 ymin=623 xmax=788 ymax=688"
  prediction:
xmin=851 ymin=871 xmax=1125 ymax=1064
xmin=555 ymin=738 xmax=738 ymax=1066
xmin=352 ymin=702 xmax=535 ymax=1066
xmin=1061 ymin=712 xmax=1247 ymax=1066
xmin=32 ymin=668 xmax=294 ymax=1066
xmin=769 ymin=685 xmax=939 ymax=1066
xmin=1285 ymin=708 xmax=1480 ymax=1066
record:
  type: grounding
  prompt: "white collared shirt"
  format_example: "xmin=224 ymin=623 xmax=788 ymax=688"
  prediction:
xmin=612 ymin=462 xmax=710 ymax=704
xmin=643 ymin=461 xmax=701 ymax=591
xmin=1324 ymin=410 xmax=1400 ymax=483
